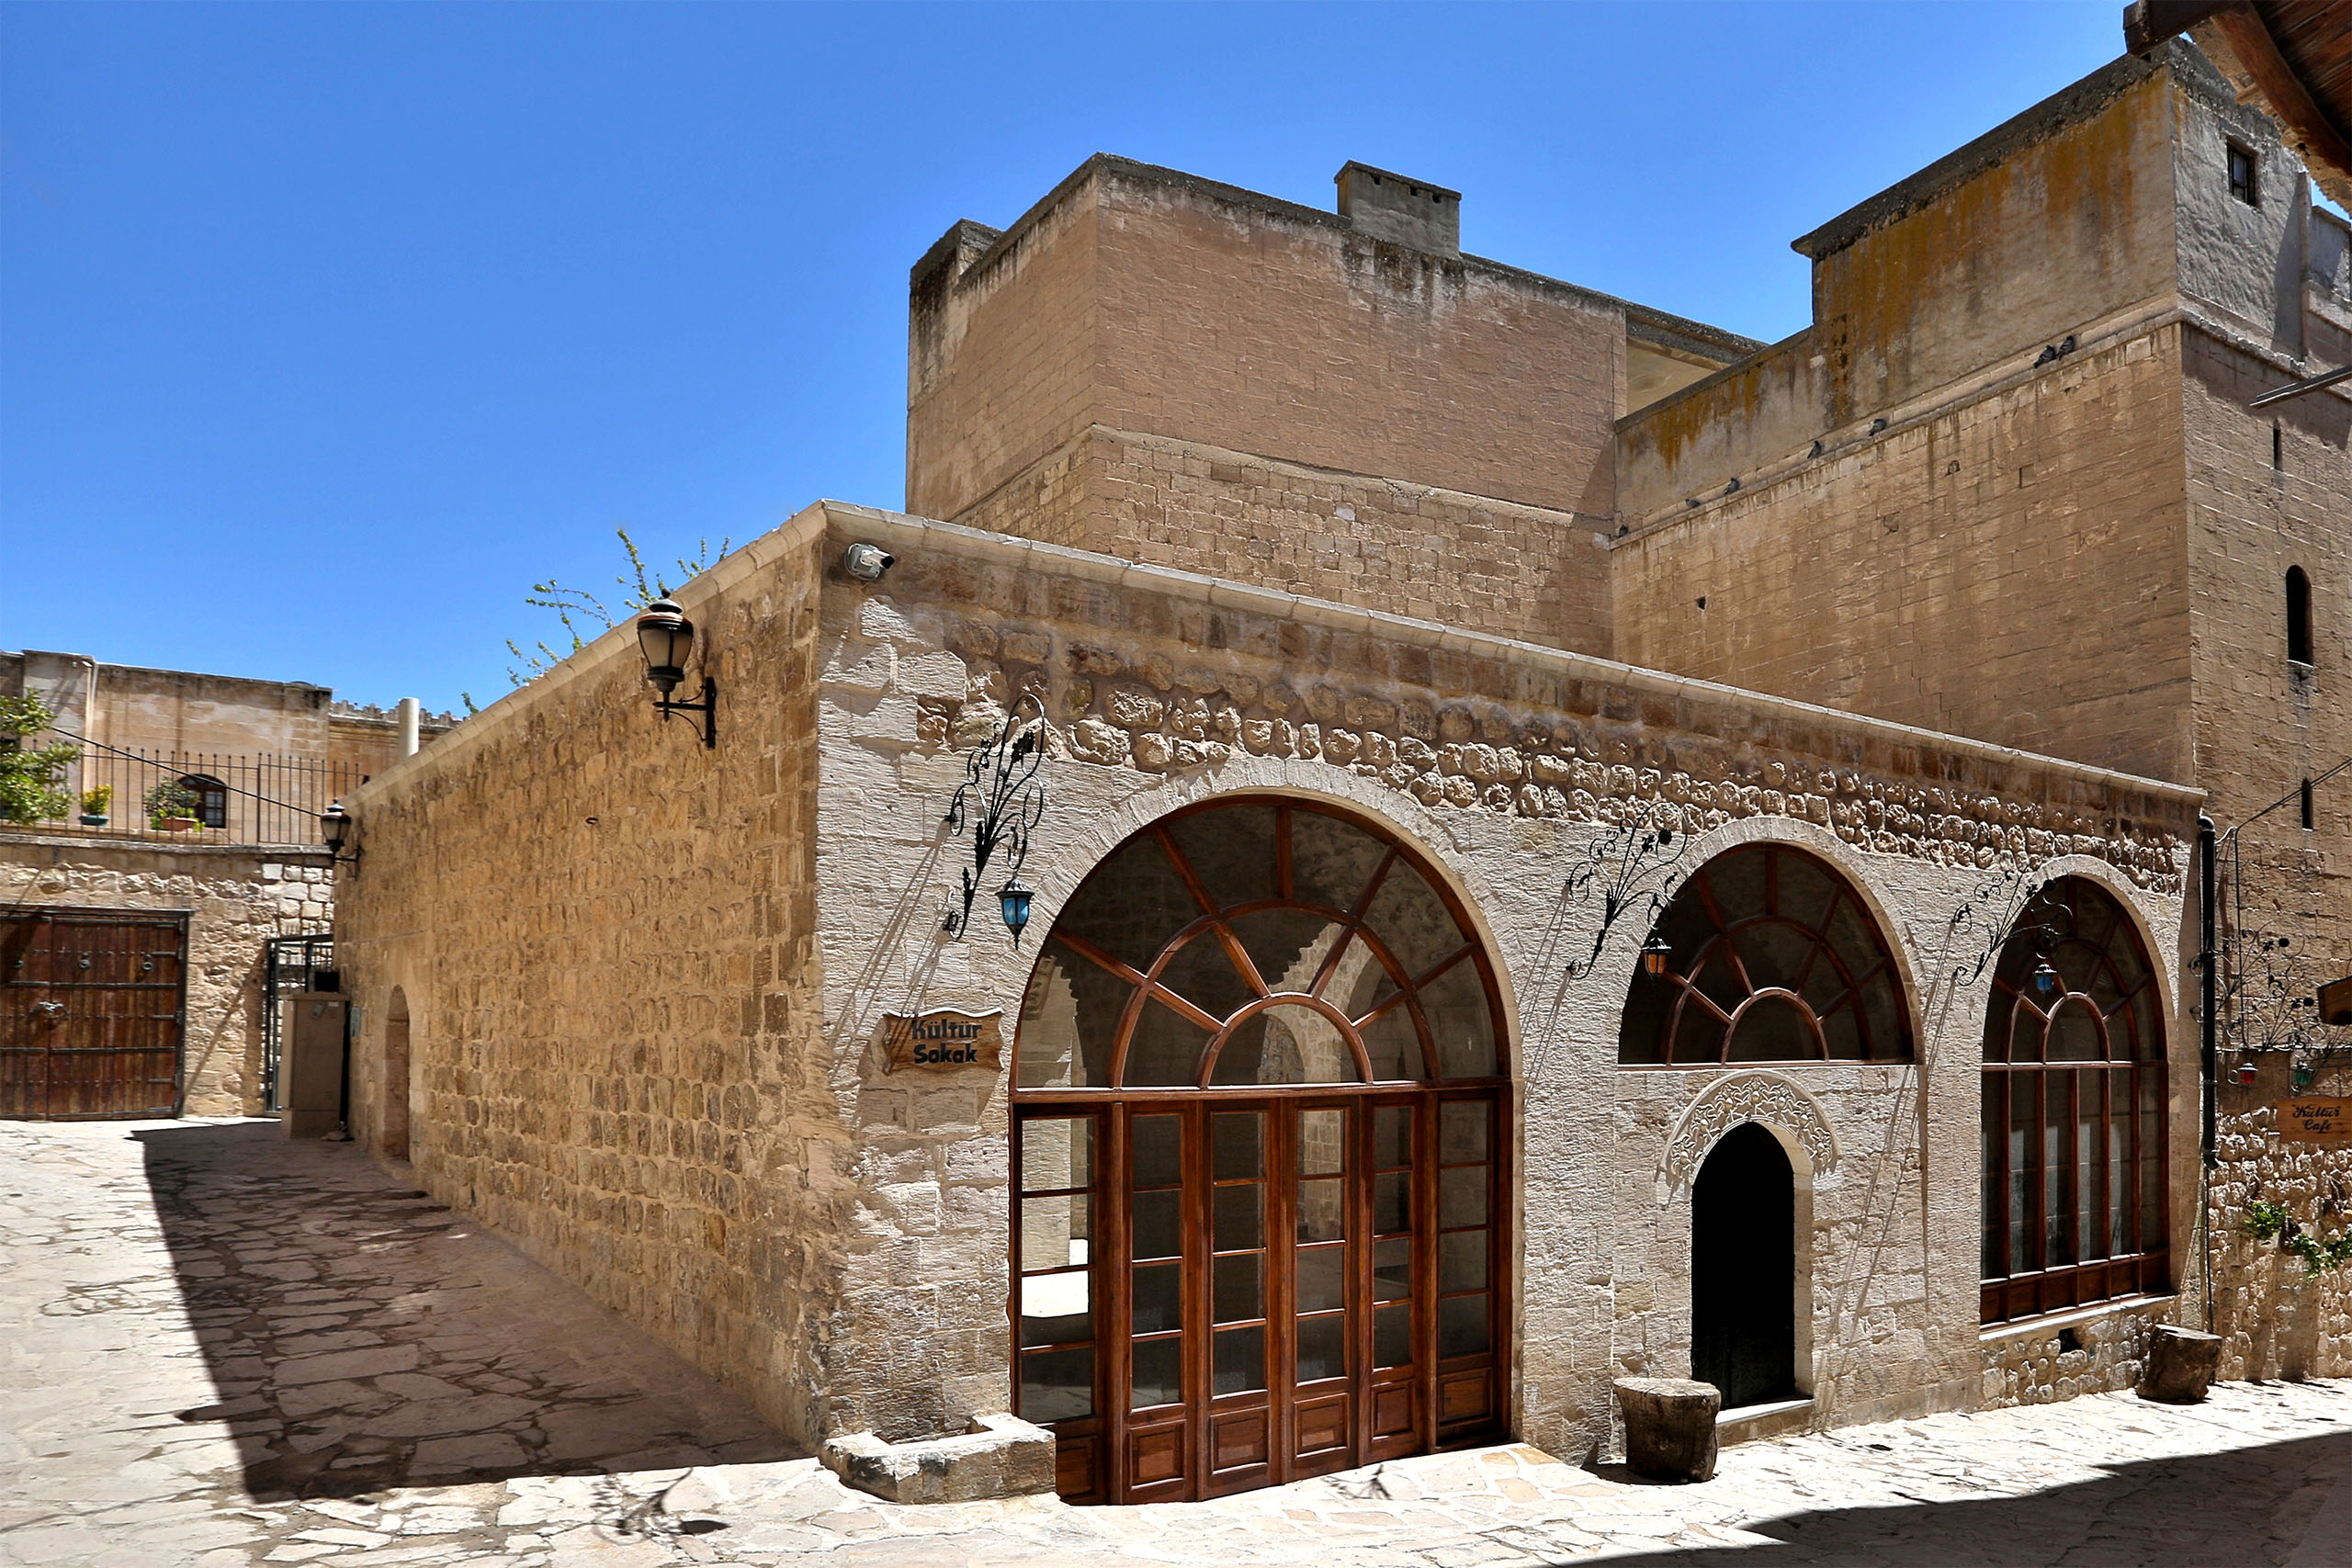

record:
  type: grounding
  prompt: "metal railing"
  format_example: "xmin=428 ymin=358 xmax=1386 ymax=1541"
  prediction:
xmin=10 ymin=742 xmax=358 ymax=848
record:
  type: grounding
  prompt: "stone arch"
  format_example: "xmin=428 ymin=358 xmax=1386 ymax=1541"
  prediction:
xmin=1009 ymin=752 xmax=1529 ymax=1075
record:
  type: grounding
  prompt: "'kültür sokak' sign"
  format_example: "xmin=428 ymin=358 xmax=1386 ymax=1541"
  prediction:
xmin=881 ymin=1009 xmax=1003 ymax=1073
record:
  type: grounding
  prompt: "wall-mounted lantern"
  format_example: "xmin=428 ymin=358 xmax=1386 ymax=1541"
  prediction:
xmin=319 ymin=801 xmax=360 ymax=870
xmin=943 ymin=694 xmax=1047 ymax=945
xmin=635 ymin=598 xmax=717 ymax=749
xmin=2030 ymin=957 xmax=2062 ymax=997
xmin=999 ymin=878 xmax=1036 ymax=947
xmin=1639 ymin=933 xmax=1675 ymax=977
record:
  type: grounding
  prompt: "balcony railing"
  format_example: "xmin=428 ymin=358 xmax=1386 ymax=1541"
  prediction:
xmin=6 ymin=744 xmax=358 ymax=849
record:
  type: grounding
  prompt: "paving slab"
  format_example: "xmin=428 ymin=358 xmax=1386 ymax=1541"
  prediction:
xmin=3 ymin=1117 xmax=2347 ymax=1567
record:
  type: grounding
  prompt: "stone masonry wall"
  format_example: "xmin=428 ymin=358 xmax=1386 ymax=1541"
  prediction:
xmin=948 ymin=425 xmax=1614 ymax=659
xmin=334 ymin=523 xmax=841 ymax=1449
xmin=1616 ymin=325 xmax=2195 ymax=786
xmin=811 ymin=503 xmax=2199 ymax=1467
xmin=2184 ymin=323 xmax=2352 ymax=1382
xmin=0 ymin=833 xmax=332 ymax=1115
xmin=908 ymin=158 xmax=1706 ymax=660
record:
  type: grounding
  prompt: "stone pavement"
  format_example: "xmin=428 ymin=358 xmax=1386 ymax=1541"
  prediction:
xmin=3 ymin=1119 xmax=2347 ymax=1568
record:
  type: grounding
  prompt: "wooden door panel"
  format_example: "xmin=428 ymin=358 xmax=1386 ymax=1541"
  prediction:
xmin=1015 ymin=1087 xmax=1506 ymax=1503
xmin=0 ymin=912 xmax=185 ymax=1120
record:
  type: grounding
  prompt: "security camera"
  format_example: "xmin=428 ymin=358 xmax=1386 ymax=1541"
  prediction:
xmin=842 ymin=542 xmax=896 ymax=582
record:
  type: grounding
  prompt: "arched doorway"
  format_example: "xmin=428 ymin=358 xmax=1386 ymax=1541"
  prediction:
xmin=1012 ymin=796 xmax=1510 ymax=1504
xmin=1690 ymin=1122 xmax=1797 ymax=1408
xmin=383 ymin=987 xmax=411 ymax=1160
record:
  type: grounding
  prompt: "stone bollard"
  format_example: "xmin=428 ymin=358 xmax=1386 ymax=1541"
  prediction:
xmin=1615 ymin=1377 xmax=1722 ymax=1483
xmin=2140 ymin=1324 xmax=2222 ymax=1403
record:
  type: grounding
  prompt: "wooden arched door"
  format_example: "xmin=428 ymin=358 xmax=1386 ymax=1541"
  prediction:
xmin=1012 ymin=797 xmax=1510 ymax=1503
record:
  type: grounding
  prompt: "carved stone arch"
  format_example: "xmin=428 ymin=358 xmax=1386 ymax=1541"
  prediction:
xmin=1657 ymin=1070 xmax=1839 ymax=1201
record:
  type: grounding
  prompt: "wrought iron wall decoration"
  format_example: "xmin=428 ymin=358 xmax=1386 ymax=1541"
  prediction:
xmin=941 ymin=693 xmax=1048 ymax=945
xmin=1558 ymin=798 xmax=1690 ymax=983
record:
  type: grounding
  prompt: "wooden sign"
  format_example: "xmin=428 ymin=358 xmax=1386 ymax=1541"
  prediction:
xmin=881 ymin=1009 xmax=1003 ymax=1073
xmin=2278 ymin=1098 xmax=2352 ymax=1145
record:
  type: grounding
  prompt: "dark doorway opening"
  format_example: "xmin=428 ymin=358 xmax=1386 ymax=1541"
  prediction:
xmin=1691 ymin=1121 xmax=1797 ymax=1409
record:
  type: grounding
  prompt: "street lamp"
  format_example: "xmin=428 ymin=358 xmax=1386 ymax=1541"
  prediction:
xmin=635 ymin=598 xmax=717 ymax=749
xmin=320 ymin=801 xmax=360 ymax=869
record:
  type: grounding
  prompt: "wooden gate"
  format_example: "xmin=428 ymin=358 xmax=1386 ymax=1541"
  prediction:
xmin=1 ymin=909 xmax=188 ymax=1119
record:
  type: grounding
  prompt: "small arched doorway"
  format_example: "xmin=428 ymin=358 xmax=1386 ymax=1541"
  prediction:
xmin=1690 ymin=1122 xmax=1797 ymax=1409
xmin=1012 ymin=796 xmax=1510 ymax=1504
xmin=383 ymin=987 xmax=411 ymax=1160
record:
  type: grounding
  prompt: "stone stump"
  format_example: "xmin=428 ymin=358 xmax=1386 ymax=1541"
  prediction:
xmin=2140 ymin=1325 xmax=2222 ymax=1403
xmin=1615 ymin=1377 xmax=1721 ymax=1482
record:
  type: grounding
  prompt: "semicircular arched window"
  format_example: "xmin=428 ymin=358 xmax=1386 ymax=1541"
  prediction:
xmin=1980 ymin=875 xmax=2166 ymax=1324
xmin=1015 ymin=799 xmax=1504 ymax=1089
xmin=1619 ymin=843 xmax=1912 ymax=1066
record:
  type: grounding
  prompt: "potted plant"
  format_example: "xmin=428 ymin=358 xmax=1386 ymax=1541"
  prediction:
xmin=79 ymin=785 xmax=112 ymax=827
xmin=143 ymin=780 xmax=203 ymax=832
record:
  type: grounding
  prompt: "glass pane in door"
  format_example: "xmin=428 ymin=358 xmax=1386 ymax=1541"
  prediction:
xmin=1210 ymin=1111 xmax=1268 ymax=1395
xmin=1129 ymin=1113 xmax=1186 ymax=1412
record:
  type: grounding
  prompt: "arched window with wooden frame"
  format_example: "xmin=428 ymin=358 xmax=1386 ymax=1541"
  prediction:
xmin=2288 ymin=565 xmax=2314 ymax=667
xmin=1012 ymin=797 xmax=1508 ymax=1506
xmin=1619 ymin=843 xmax=1912 ymax=1066
xmin=1980 ymin=876 xmax=2167 ymax=1325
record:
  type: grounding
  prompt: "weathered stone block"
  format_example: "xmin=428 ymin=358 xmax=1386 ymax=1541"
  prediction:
xmin=2140 ymin=1325 xmax=2222 ymax=1403
xmin=820 ymin=1412 xmax=1056 ymax=1503
xmin=1616 ymin=1377 xmax=1720 ymax=1482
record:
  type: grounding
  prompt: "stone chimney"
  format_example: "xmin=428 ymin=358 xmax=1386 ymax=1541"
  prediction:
xmin=1334 ymin=162 xmax=1460 ymax=256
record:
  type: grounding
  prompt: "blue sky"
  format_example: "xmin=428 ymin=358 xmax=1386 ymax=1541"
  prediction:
xmin=5 ymin=1 xmax=2155 ymax=712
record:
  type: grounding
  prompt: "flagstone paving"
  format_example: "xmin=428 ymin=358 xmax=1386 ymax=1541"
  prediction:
xmin=3 ymin=1118 xmax=2346 ymax=1567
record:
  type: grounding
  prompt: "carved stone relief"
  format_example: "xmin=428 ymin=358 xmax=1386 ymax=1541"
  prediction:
xmin=1658 ymin=1070 xmax=1840 ymax=1201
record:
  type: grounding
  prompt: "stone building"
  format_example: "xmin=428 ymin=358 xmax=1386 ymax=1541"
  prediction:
xmin=327 ymin=39 xmax=2342 ymax=1505
xmin=2 ymin=652 xmax=451 ymax=1117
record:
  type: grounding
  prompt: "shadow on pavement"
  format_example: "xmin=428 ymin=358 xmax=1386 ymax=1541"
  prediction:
xmin=1577 ymin=1427 xmax=2348 ymax=1567
xmin=137 ymin=1120 xmax=798 ymax=1501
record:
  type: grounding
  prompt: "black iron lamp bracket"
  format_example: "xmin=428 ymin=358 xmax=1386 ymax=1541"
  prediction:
xmin=942 ymin=694 xmax=1048 ymax=944
xmin=655 ymin=677 xmax=718 ymax=750
xmin=1560 ymin=799 xmax=1691 ymax=984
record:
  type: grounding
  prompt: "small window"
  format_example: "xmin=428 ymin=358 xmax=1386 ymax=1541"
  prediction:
xmin=178 ymin=773 xmax=230 ymax=829
xmin=2228 ymin=142 xmax=2259 ymax=207
xmin=2304 ymin=779 xmax=2317 ymax=832
xmin=2288 ymin=566 xmax=2313 ymax=666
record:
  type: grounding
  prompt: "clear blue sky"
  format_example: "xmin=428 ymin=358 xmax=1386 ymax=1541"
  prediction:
xmin=6 ymin=1 xmax=2156 ymax=713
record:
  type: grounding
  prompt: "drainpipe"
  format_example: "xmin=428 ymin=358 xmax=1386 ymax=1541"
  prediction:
xmin=2199 ymin=814 xmax=2218 ymax=1169
xmin=396 ymin=697 xmax=420 ymax=759
xmin=2198 ymin=812 xmax=2219 ymax=1329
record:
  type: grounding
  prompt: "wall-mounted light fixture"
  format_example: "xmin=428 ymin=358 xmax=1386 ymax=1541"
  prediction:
xmin=1639 ymin=933 xmax=1675 ymax=977
xmin=943 ymin=694 xmax=1047 ymax=946
xmin=2030 ymin=956 xmax=2062 ymax=997
xmin=635 ymin=598 xmax=717 ymax=749
xmin=320 ymin=801 xmax=361 ymax=870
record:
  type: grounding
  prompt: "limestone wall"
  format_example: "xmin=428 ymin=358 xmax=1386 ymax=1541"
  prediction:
xmin=810 ymin=503 xmax=2199 ymax=1464
xmin=0 ymin=833 xmax=331 ymax=1115
xmin=1615 ymin=324 xmax=2196 ymax=784
xmin=333 ymin=500 xmax=2200 ymax=1472
xmin=333 ymin=522 xmax=842 ymax=1449
xmin=2183 ymin=322 xmax=2352 ymax=1382
xmin=906 ymin=157 xmax=1749 ymax=660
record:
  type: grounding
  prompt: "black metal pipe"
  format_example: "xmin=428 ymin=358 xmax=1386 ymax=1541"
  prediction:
xmin=2199 ymin=813 xmax=2218 ymax=1171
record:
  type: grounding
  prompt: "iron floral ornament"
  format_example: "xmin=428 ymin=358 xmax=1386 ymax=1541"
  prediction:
xmin=941 ymin=693 xmax=1047 ymax=945
xmin=1559 ymin=798 xmax=1691 ymax=983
